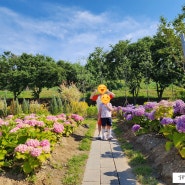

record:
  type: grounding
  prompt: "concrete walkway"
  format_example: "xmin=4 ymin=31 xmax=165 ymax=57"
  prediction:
xmin=82 ymin=127 xmax=141 ymax=185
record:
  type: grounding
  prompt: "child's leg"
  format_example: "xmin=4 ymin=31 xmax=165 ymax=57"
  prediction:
xmin=97 ymin=119 xmax=102 ymax=139
xmin=101 ymin=118 xmax=107 ymax=140
xmin=107 ymin=118 xmax=113 ymax=139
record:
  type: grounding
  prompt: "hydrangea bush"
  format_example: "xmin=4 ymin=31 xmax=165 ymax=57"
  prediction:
xmin=115 ymin=99 xmax=185 ymax=158
xmin=0 ymin=113 xmax=84 ymax=175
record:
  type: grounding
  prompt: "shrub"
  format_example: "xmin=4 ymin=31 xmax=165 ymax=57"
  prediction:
xmin=29 ymin=100 xmax=49 ymax=115
xmin=56 ymin=96 xmax=63 ymax=113
xmin=86 ymin=105 xmax=98 ymax=118
xmin=9 ymin=99 xmax=23 ymax=115
xmin=59 ymin=83 xmax=82 ymax=104
xmin=22 ymin=98 xmax=29 ymax=114
xmin=0 ymin=98 xmax=8 ymax=117
xmin=50 ymin=96 xmax=58 ymax=115
xmin=69 ymin=101 xmax=89 ymax=117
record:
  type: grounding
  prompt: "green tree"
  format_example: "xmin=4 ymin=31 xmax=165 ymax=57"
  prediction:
xmin=150 ymin=16 xmax=184 ymax=100
xmin=57 ymin=60 xmax=77 ymax=85
xmin=20 ymin=53 xmax=64 ymax=99
xmin=0 ymin=52 xmax=29 ymax=99
xmin=85 ymin=47 xmax=108 ymax=85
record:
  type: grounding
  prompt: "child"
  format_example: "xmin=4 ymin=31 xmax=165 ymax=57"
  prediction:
xmin=90 ymin=87 xmax=115 ymax=139
xmin=98 ymin=94 xmax=114 ymax=140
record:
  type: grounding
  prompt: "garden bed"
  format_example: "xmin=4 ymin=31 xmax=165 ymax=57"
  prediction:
xmin=116 ymin=121 xmax=185 ymax=185
xmin=0 ymin=124 xmax=89 ymax=185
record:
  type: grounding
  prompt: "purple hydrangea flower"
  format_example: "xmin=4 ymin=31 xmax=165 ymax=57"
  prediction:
xmin=125 ymin=114 xmax=133 ymax=121
xmin=175 ymin=115 xmax=185 ymax=133
xmin=133 ymin=106 xmax=145 ymax=116
xmin=144 ymin=102 xmax=158 ymax=110
xmin=173 ymin=99 xmax=185 ymax=115
xmin=145 ymin=110 xmax=155 ymax=120
xmin=132 ymin=124 xmax=141 ymax=132
xmin=160 ymin=117 xmax=174 ymax=125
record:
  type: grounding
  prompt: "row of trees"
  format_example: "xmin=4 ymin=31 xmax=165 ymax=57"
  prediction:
xmin=85 ymin=7 xmax=185 ymax=103
xmin=0 ymin=6 xmax=185 ymax=103
xmin=0 ymin=52 xmax=91 ymax=99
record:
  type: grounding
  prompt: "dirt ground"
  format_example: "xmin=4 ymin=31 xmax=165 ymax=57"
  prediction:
xmin=0 ymin=121 xmax=185 ymax=185
xmin=116 ymin=121 xmax=185 ymax=185
xmin=0 ymin=125 xmax=89 ymax=185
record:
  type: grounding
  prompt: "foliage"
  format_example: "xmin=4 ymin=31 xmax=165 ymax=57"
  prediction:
xmin=49 ymin=96 xmax=58 ymax=115
xmin=113 ymin=120 xmax=159 ymax=185
xmin=56 ymin=96 xmax=63 ymax=113
xmin=0 ymin=98 xmax=7 ymax=117
xmin=9 ymin=99 xmax=23 ymax=115
xmin=22 ymin=98 xmax=29 ymax=114
xmin=29 ymin=101 xmax=49 ymax=115
xmin=0 ymin=113 xmax=84 ymax=175
xmin=86 ymin=105 xmax=98 ymax=118
xmin=0 ymin=52 xmax=65 ymax=100
xmin=115 ymin=99 xmax=185 ymax=158
xmin=59 ymin=83 xmax=82 ymax=104
xmin=69 ymin=101 xmax=89 ymax=117
xmin=150 ymin=16 xmax=184 ymax=100
xmin=85 ymin=47 xmax=108 ymax=85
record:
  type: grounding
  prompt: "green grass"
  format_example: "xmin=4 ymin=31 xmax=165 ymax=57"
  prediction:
xmin=113 ymin=81 xmax=184 ymax=100
xmin=61 ymin=154 xmax=88 ymax=185
xmin=113 ymin=119 xmax=159 ymax=185
xmin=62 ymin=118 xmax=96 ymax=185
xmin=0 ymin=80 xmax=185 ymax=100
xmin=79 ymin=119 xmax=96 ymax=151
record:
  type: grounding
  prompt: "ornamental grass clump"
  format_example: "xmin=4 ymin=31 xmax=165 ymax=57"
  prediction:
xmin=29 ymin=100 xmax=49 ymax=115
xmin=0 ymin=98 xmax=7 ymax=117
xmin=59 ymin=83 xmax=82 ymax=104
xmin=9 ymin=99 xmax=23 ymax=115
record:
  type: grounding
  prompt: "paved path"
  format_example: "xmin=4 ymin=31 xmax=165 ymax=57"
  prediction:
xmin=82 ymin=127 xmax=141 ymax=185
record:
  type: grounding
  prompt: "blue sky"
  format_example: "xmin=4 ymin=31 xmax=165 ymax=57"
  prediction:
xmin=0 ymin=0 xmax=184 ymax=64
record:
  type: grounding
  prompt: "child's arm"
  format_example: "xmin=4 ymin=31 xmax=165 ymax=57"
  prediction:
xmin=107 ymin=89 xmax=115 ymax=98
xmin=106 ymin=103 xmax=114 ymax=111
xmin=90 ymin=89 xmax=98 ymax=100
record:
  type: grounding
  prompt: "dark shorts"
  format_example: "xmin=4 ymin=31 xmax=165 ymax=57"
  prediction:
xmin=101 ymin=117 xmax=112 ymax=127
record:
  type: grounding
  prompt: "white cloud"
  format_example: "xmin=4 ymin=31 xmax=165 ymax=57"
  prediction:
xmin=0 ymin=4 xmax=158 ymax=64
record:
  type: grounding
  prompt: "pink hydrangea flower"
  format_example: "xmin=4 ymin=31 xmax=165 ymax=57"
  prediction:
xmin=42 ymin=145 xmax=51 ymax=153
xmin=15 ymin=144 xmax=29 ymax=153
xmin=46 ymin=115 xmax=58 ymax=121
xmin=6 ymin=115 xmax=14 ymax=119
xmin=71 ymin=114 xmax=84 ymax=121
xmin=0 ymin=119 xmax=9 ymax=126
xmin=15 ymin=118 xmax=23 ymax=124
xmin=30 ymin=148 xmax=42 ymax=157
xmin=26 ymin=139 xmax=40 ymax=147
xmin=53 ymin=122 xmax=64 ymax=133
xmin=10 ymin=127 xmax=20 ymax=133
xmin=40 ymin=139 xmax=50 ymax=147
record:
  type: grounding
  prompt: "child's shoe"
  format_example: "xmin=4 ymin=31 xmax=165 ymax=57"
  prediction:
xmin=102 ymin=135 xmax=107 ymax=140
xmin=108 ymin=135 xmax=113 ymax=140
xmin=97 ymin=135 xmax=102 ymax=140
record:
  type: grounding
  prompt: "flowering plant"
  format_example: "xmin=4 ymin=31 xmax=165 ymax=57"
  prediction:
xmin=116 ymin=99 xmax=185 ymax=158
xmin=0 ymin=112 xmax=84 ymax=174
